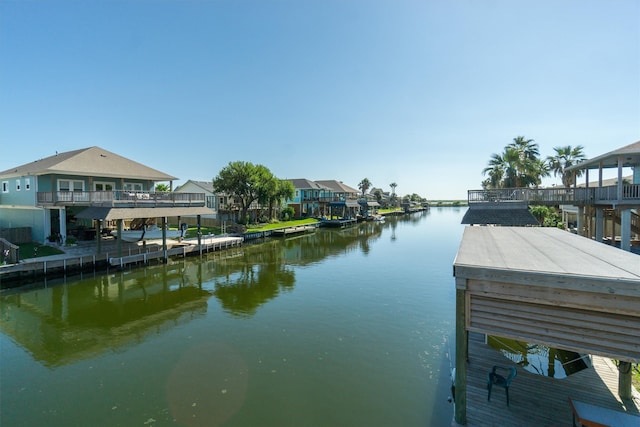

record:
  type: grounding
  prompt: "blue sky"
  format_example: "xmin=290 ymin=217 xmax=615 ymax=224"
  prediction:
xmin=1 ymin=0 xmax=638 ymax=199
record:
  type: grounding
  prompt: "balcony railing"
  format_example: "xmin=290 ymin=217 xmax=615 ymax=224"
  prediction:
xmin=37 ymin=191 xmax=206 ymax=207
xmin=468 ymin=184 xmax=640 ymax=206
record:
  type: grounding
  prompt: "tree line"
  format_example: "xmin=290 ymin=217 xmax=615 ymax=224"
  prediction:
xmin=482 ymin=136 xmax=587 ymax=189
xmin=211 ymin=162 xmax=428 ymax=225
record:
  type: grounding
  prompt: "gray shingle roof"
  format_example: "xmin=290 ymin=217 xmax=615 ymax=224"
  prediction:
xmin=462 ymin=202 xmax=539 ymax=226
xmin=0 ymin=146 xmax=177 ymax=181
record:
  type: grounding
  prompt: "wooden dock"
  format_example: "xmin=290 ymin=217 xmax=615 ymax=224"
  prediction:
xmin=0 ymin=236 xmax=243 ymax=286
xmin=108 ymin=236 xmax=243 ymax=267
xmin=320 ymin=218 xmax=357 ymax=228
xmin=459 ymin=332 xmax=640 ymax=426
xmin=271 ymin=225 xmax=318 ymax=236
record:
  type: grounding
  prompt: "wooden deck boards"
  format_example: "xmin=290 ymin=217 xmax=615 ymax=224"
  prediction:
xmin=460 ymin=333 xmax=640 ymax=426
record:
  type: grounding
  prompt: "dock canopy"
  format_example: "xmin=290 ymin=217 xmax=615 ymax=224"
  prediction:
xmin=76 ymin=206 xmax=215 ymax=220
xmin=454 ymin=226 xmax=640 ymax=362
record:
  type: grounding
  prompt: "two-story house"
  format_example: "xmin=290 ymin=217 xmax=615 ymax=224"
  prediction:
xmin=287 ymin=179 xmax=332 ymax=218
xmin=0 ymin=146 xmax=211 ymax=244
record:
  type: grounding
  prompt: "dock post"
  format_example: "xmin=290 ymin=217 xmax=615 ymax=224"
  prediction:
xmin=454 ymin=278 xmax=468 ymax=425
xmin=618 ymin=361 xmax=632 ymax=399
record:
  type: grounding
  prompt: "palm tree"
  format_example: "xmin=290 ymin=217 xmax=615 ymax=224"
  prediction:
xmin=390 ymin=182 xmax=397 ymax=195
xmin=482 ymin=153 xmax=507 ymax=189
xmin=389 ymin=182 xmax=398 ymax=207
xmin=358 ymin=178 xmax=372 ymax=197
xmin=483 ymin=136 xmax=546 ymax=189
xmin=547 ymin=145 xmax=586 ymax=188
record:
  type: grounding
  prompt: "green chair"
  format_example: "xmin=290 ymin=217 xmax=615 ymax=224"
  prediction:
xmin=487 ymin=365 xmax=517 ymax=406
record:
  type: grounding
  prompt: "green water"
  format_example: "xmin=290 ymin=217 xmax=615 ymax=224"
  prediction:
xmin=0 ymin=208 xmax=466 ymax=426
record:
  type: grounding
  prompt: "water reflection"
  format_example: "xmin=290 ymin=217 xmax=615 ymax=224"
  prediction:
xmin=0 ymin=217 xmax=395 ymax=366
xmin=488 ymin=336 xmax=591 ymax=378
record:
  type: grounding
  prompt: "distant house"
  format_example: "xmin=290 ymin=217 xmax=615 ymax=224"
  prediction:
xmin=174 ymin=180 xmax=216 ymax=211
xmin=369 ymin=187 xmax=390 ymax=207
xmin=0 ymin=147 xmax=209 ymax=244
xmin=315 ymin=180 xmax=359 ymax=200
xmin=287 ymin=179 xmax=332 ymax=217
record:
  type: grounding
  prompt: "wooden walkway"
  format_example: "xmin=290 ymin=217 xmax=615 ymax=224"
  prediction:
xmin=459 ymin=333 xmax=640 ymax=426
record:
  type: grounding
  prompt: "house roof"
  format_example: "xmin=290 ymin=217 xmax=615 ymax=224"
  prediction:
xmin=75 ymin=206 xmax=215 ymax=220
xmin=461 ymin=202 xmax=539 ymax=226
xmin=566 ymin=140 xmax=640 ymax=171
xmin=289 ymin=179 xmax=329 ymax=190
xmin=315 ymin=180 xmax=359 ymax=194
xmin=0 ymin=146 xmax=177 ymax=181
xmin=175 ymin=180 xmax=214 ymax=193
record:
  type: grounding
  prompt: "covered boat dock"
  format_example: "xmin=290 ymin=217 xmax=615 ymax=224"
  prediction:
xmin=453 ymin=227 xmax=640 ymax=426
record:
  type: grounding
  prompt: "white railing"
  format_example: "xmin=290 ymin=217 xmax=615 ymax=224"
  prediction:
xmin=468 ymin=184 xmax=640 ymax=205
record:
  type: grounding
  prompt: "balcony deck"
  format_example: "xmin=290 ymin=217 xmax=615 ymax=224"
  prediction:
xmin=460 ymin=332 xmax=640 ymax=427
xmin=37 ymin=191 xmax=205 ymax=208
xmin=468 ymin=184 xmax=640 ymax=206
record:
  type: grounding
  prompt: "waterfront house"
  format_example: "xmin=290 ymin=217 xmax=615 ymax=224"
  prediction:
xmin=287 ymin=179 xmax=332 ymax=217
xmin=565 ymin=140 xmax=640 ymax=251
xmin=315 ymin=180 xmax=359 ymax=201
xmin=0 ymin=146 xmax=210 ymax=246
xmin=465 ymin=141 xmax=639 ymax=251
xmin=174 ymin=180 xmax=216 ymax=211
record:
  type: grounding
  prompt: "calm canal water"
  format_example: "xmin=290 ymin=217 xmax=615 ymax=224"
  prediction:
xmin=0 ymin=208 xmax=467 ymax=427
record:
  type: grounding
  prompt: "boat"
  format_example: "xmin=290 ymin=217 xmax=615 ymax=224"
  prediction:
xmin=111 ymin=223 xmax=187 ymax=242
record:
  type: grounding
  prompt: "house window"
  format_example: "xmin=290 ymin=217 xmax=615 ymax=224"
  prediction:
xmin=94 ymin=182 xmax=115 ymax=191
xmin=124 ymin=182 xmax=143 ymax=192
xmin=25 ymin=178 xmax=30 ymax=191
xmin=57 ymin=180 xmax=85 ymax=192
xmin=2 ymin=181 xmax=8 ymax=193
xmin=15 ymin=179 xmax=21 ymax=191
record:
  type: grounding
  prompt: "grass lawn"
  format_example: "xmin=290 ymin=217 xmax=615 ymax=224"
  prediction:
xmin=19 ymin=242 xmax=65 ymax=260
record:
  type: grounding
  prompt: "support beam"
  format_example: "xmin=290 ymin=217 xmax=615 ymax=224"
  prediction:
xmin=595 ymin=208 xmax=604 ymax=243
xmin=455 ymin=287 xmax=468 ymax=425
xmin=577 ymin=207 xmax=585 ymax=237
xmin=161 ymin=217 xmax=168 ymax=262
xmin=116 ymin=219 xmax=123 ymax=257
xmin=620 ymin=209 xmax=631 ymax=252
xmin=618 ymin=361 xmax=632 ymax=400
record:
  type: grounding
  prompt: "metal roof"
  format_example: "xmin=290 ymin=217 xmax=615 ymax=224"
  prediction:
xmin=75 ymin=206 xmax=215 ymax=220
xmin=566 ymin=140 xmax=640 ymax=171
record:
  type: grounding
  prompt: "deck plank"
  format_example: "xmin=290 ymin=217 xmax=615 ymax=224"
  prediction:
xmin=459 ymin=332 xmax=640 ymax=426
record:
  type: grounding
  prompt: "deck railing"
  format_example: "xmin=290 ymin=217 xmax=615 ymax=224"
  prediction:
xmin=468 ymin=184 xmax=640 ymax=206
xmin=37 ymin=191 xmax=206 ymax=207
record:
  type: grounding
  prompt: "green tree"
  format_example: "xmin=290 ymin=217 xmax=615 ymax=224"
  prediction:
xmin=155 ymin=183 xmax=170 ymax=192
xmin=271 ymin=179 xmax=295 ymax=220
xmin=547 ymin=145 xmax=586 ymax=188
xmin=213 ymin=161 xmax=275 ymax=224
xmin=372 ymin=189 xmax=382 ymax=204
xmin=482 ymin=136 xmax=547 ymax=189
xmin=358 ymin=178 xmax=372 ymax=197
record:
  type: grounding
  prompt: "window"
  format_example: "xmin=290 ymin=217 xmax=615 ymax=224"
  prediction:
xmin=124 ymin=182 xmax=143 ymax=192
xmin=94 ymin=182 xmax=115 ymax=191
xmin=25 ymin=178 xmax=30 ymax=191
xmin=15 ymin=179 xmax=21 ymax=191
xmin=2 ymin=181 xmax=8 ymax=193
xmin=57 ymin=180 xmax=85 ymax=192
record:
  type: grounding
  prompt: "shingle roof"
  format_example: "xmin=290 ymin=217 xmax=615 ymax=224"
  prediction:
xmin=0 ymin=146 xmax=177 ymax=181
xmin=462 ymin=202 xmax=539 ymax=226
xmin=289 ymin=179 xmax=329 ymax=190
xmin=315 ymin=180 xmax=359 ymax=194
xmin=176 ymin=180 xmax=214 ymax=193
